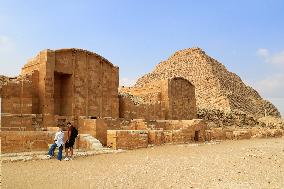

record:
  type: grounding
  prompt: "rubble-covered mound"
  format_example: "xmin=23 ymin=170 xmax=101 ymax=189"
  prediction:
xmin=135 ymin=47 xmax=281 ymax=120
xmin=258 ymin=116 xmax=284 ymax=129
xmin=198 ymin=108 xmax=284 ymax=129
xmin=197 ymin=108 xmax=259 ymax=128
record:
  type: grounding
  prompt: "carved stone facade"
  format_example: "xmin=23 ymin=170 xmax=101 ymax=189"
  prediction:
xmin=119 ymin=77 xmax=197 ymax=120
xmin=1 ymin=49 xmax=119 ymax=129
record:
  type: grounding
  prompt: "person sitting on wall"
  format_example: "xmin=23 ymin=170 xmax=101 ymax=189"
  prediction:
xmin=64 ymin=122 xmax=78 ymax=161
xmin=47 ymin=126 xmax=64 ymax=161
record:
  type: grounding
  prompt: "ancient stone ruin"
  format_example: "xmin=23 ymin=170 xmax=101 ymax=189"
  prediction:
xmin=134 ymin=47 xmax=282 ymax=128
xmin=119 ymin=77 xmax=197 ymax=120
xmin=0 ymin=48 xmax=283 ymax=153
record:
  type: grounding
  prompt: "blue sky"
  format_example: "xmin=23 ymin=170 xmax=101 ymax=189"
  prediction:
xmin=0 ymin=0 xmax=284 ymax=117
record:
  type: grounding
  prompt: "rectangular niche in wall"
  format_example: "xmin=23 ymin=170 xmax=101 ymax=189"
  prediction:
xmin=54 ymin=72 xmax=73 ymax=116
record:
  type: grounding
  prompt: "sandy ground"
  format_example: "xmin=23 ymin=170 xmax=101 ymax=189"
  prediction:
xmin=1 ymin=138 xmax=284 ymax=189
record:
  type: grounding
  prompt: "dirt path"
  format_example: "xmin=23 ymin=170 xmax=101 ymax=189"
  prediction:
xmin=1 ymin=138 xmax=284 ymax=189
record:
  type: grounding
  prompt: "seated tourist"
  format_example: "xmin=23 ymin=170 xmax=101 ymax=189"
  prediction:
xmin=47 ymin=126 xmax=64 ymax=161
xmin=64 ymin=122 xmax=78 ymax=161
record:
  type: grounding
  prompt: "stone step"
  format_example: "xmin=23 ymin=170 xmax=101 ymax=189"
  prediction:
xmin=80 ymin=134 xmax=103 ymax=150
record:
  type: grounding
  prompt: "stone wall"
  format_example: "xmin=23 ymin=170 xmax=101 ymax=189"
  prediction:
xmin=205 ymin=127 xmax=284 ymax=141
xmin=119 ymin=77 xmax=197 ymax=120
xmin=107 ymin=130 xmax=149 ymax=150
xmin=1 ymin=114 xmax=39 ymax=131
xmin=0 ymin=131 xmax=55 ymax=153
xmin=78 ymin=117 xmax=108 ymax=146
xmin=106 ymin=119 xmax=206 ymax=150
xmin=23 ymin=49 xmax=119 ymax=124
xmin=78 ymin=117 xmax=206 ymax=149
xmin=166 ymin=78 xmax=197 ymax=119
xmin=148 ymin=130 xmax=165 ymax=145
xmin=78 ymin=117 xmax=148 ymax=145
xmin=0 ymin=73 xmax=41 ymax=130
xmin=0 ymin=74 xmax=36 ymax=115
xmin=119 ymin=93 xmax=165 ymax=120
xmin=1 ymin=48 xmax=120 ymax=129
xmin=0 ymin=130 xmax=102 ymax=153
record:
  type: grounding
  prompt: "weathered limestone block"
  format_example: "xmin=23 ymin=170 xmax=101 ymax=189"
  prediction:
xmin=252 ymin=128 xmax=283 ymax=138
xmin=1 ymin=114 xmax=37 ymax=131
xmin=79 ymin=134 xmax=103 ymax=150
xmin=148 ymin=130 xmax=165 ymax=145
xmin=107 ymin=130 xmax=148 ymax=150
xmin=233 ymin=130 xmax=251 ymax=140
xmin=225 ymin=131 xmax=234 ymax=140
xmin=0 ymin=131 xmax=55 ymax=153
xmin=163 ymin=130 xmax=173 ymax=143
xmin=1 ymin=48 xmax=120 ymax=130
xmin=119 ymin=77 xmax=197 ymax=120
xmin=78 ymin=117 xmax=108 ymax=146
xmin=205 ymin=128 xmax=227 ymax=140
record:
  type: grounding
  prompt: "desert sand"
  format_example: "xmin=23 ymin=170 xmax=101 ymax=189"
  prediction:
xmin=1 ymin=138 xmax=284 ymax=189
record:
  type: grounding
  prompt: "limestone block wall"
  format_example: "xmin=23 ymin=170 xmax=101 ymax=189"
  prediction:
xmin=1 ymin=76 xmax=34 ymax=115
xmin=57 ymin=49 xmax=119 ymax=119
xmin=19 ymin=48 xmax=120 ymax=127
xmin=1 ymin=115 xmax=36 ymax=131
xmin=151 ymin=119 xmax=206 ymax=143
xmin=103 ymin=118 xmax=148 ymax=130
xmin=0 ymin=131 xmax=100 ymax=153
xmin=119 ymin=77 xmax=197 ymax=120
xmin=105 ymin=119 xmax=206 ymax=150
xmin=78 ymin=117 xmax=108 ymax=146
xmin=119 ymin=94 xmax=165 ymax=120
xmin=107 ymin=130 xmax=149 ymax=150
xmin=0 ymin=131 xmax=55 ymax=153
xmin=78 ymin=117 xmax=149 ymax=146
xmin=0 ymin=72 xmax=41 ymax=130
xmin=205 ymin=127 xmax=284 ymax=141
xmin=166 ymin=77 xmax=197 ymax=120
xmin=148 ymin=130 xmax=165 ymax=145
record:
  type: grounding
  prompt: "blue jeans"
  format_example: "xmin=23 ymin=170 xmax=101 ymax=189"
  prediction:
xmin=48 ymin=143 xmax=63 ymax=160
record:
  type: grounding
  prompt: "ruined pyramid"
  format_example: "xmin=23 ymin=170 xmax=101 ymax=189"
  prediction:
xmin=135 ymin=47 xmax=281 ymax=119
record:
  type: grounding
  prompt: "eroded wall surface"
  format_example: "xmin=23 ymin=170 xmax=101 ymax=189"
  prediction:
xmin=119 ymin=77 xmax=197 ymax=120
xmin=0 ymin=73 xmax=40 ymax=130
xmin=1 ymin=48 xmax=119 ymax=130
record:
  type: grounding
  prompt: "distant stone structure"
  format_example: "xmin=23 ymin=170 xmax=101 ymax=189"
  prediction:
xmin=119 ymin=77 xmax=197 ymax=120
xmin=135 ymin=47 xmax=281 ymax=119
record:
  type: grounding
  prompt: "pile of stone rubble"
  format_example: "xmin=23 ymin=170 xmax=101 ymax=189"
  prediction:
xmin=198 ymin=108 xmax=284 ymax=129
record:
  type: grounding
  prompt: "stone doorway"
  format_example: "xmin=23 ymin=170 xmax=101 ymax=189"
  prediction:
xmin=54 ymin=72 xmax=73 ymax=116
xmin=194 ymin=130 xmax=199 ymax=142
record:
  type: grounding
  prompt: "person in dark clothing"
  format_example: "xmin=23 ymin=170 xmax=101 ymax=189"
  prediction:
xmin=64 ymin=122 xmax=78 ymax=161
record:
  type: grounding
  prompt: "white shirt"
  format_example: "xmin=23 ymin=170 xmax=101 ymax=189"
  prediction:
xmin=54 ymin=131 xmax=64 ymax=147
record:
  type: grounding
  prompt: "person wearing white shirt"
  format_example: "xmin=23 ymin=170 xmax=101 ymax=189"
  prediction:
xmin=47 ymin=126 xmax=64 ymax=160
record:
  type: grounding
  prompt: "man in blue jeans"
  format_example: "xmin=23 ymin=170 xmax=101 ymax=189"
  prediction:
xmin=47 ymin=126 xmax=64 ymax=160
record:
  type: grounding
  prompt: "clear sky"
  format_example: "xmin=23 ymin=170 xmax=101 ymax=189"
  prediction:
xmin=0 ymin=0 xmax=284 ymax=117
